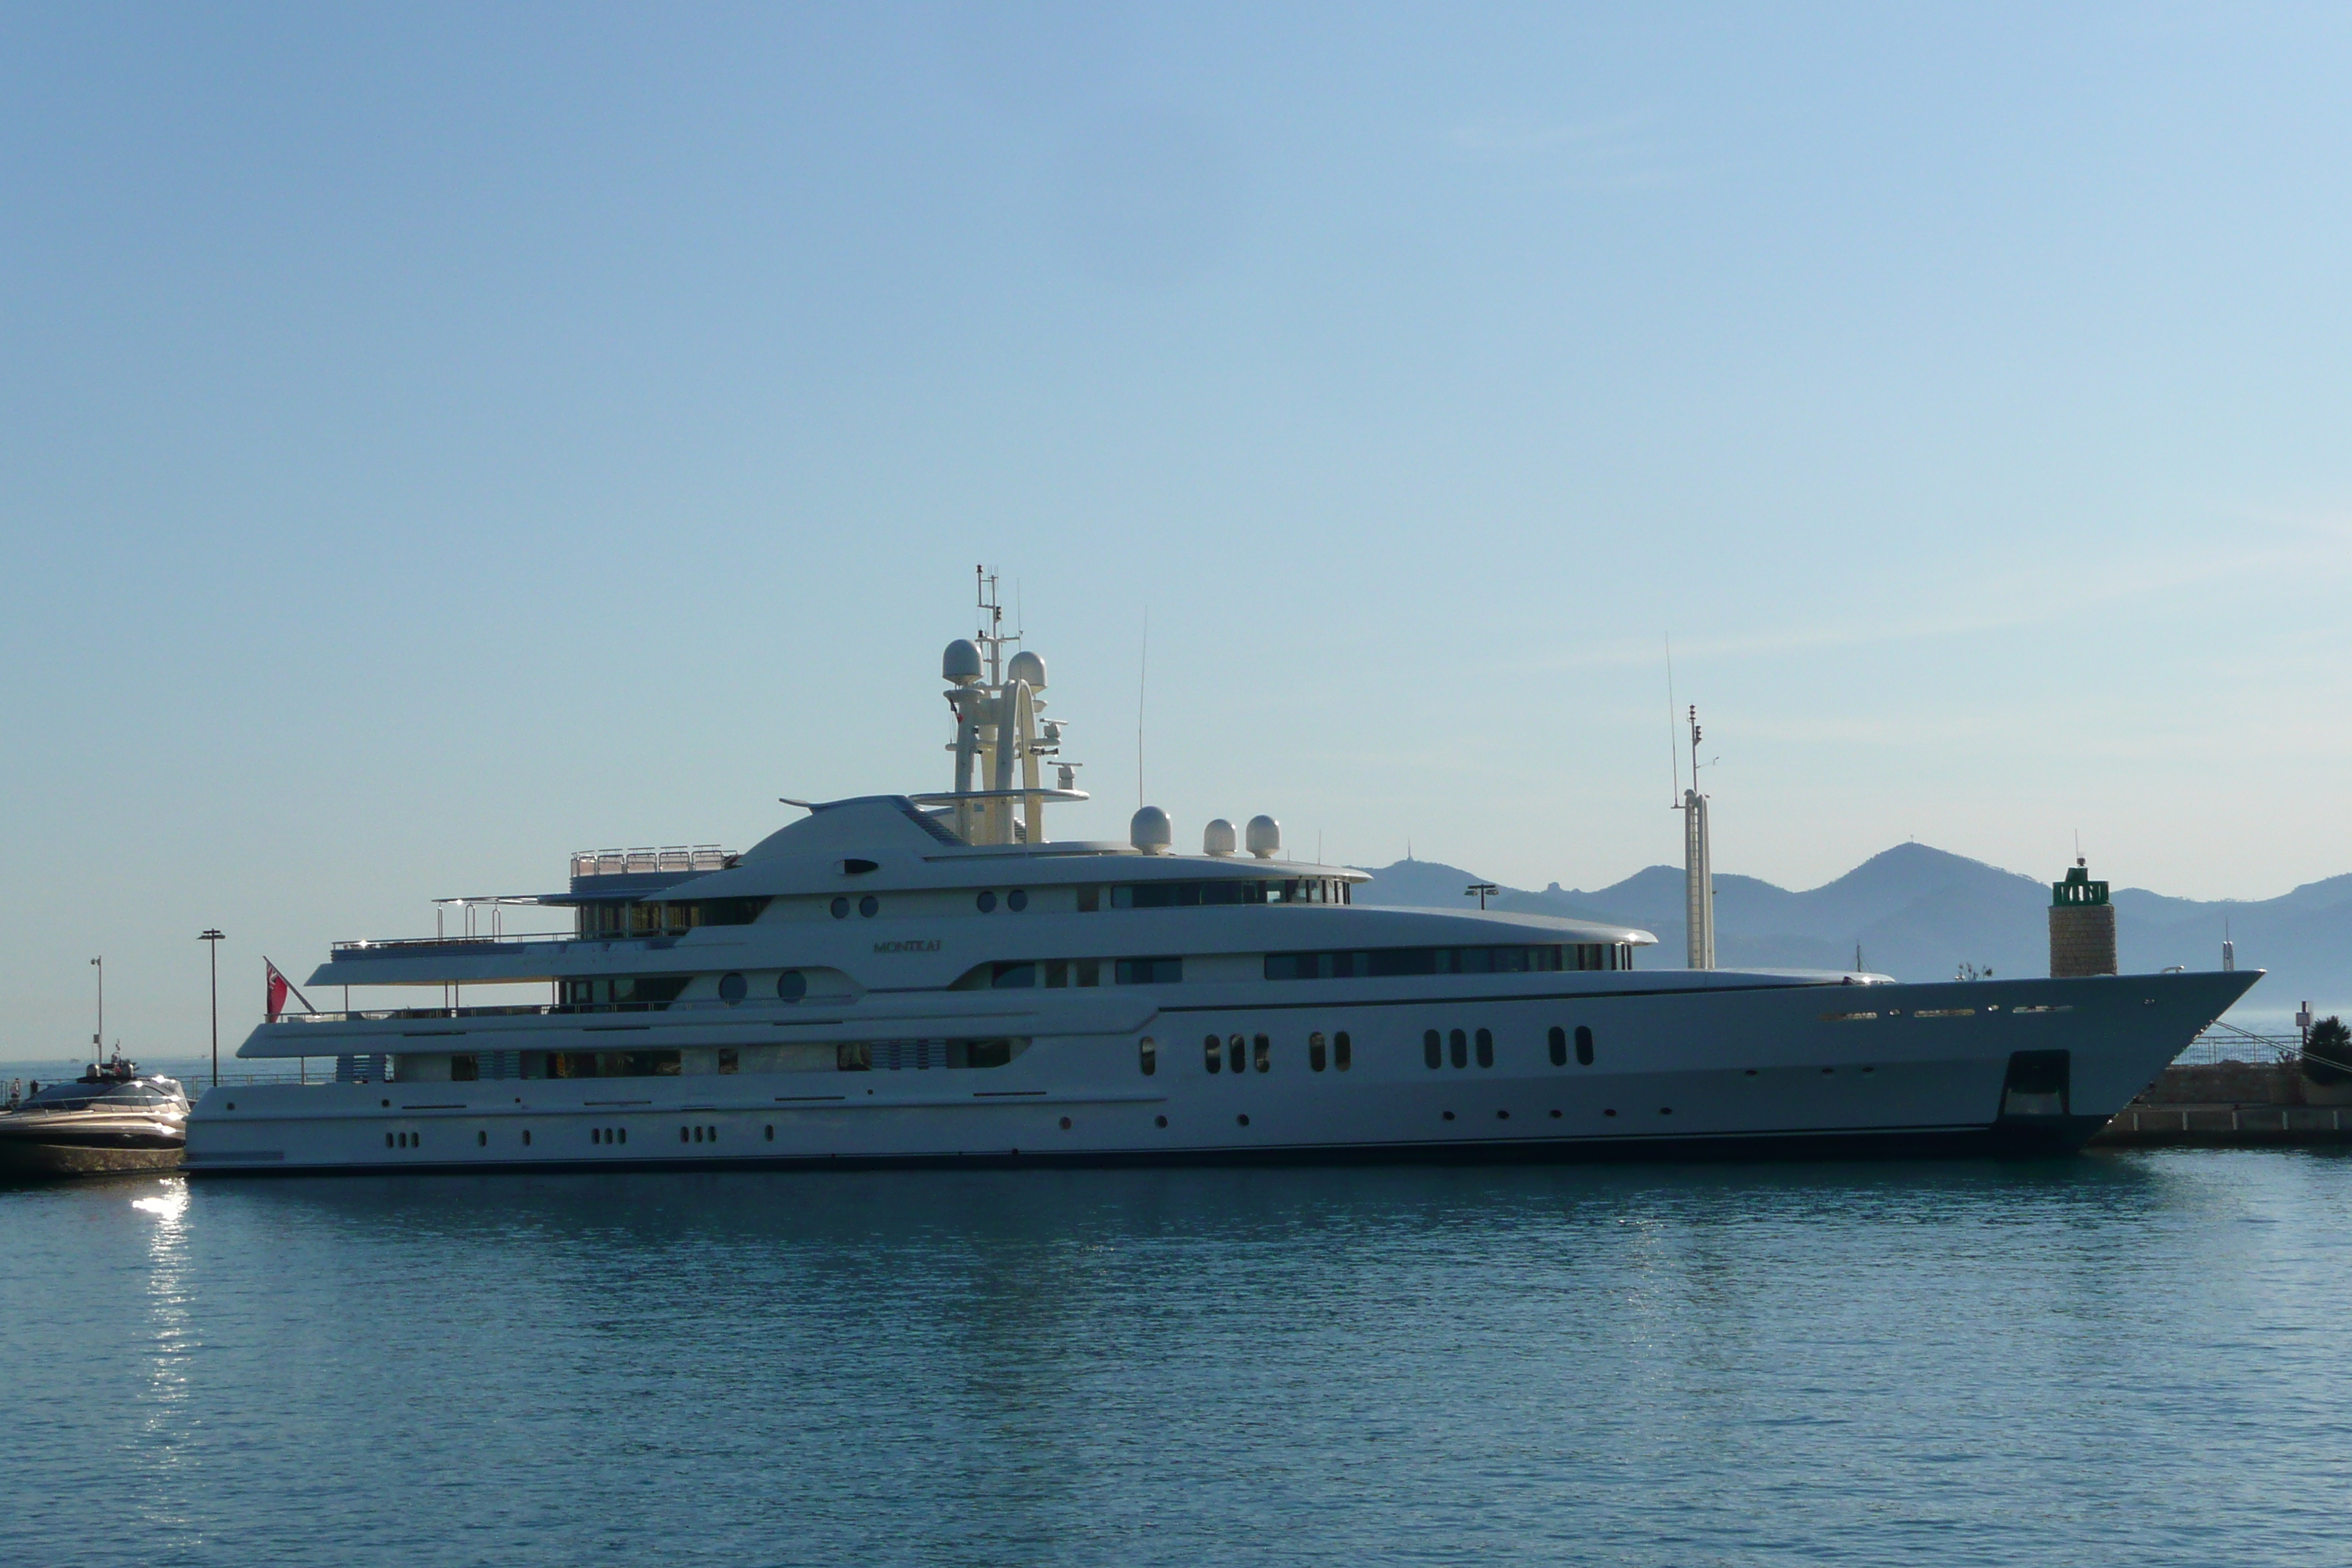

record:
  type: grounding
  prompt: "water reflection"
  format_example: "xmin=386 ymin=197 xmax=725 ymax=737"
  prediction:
xmin=7 ymin=1154 xmax=2350 ymax=1567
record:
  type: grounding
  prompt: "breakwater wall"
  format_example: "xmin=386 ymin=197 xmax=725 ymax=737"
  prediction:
xmin=2092 ymin=1063 xmax=2352 ymax=1148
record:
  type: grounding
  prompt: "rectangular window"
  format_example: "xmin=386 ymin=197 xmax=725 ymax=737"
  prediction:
xmin=1308 ymin=1032 xmax=1327 ymax=1072
xmin=1044 ymin=960 xmax=1068 ymax=988
xmin=1111 ymin=881 xmax=1270 ymax=909
xmin=1253 ymin=1035 xmax=1270 ymax=1073
xmin=1076 ymin=960 xmax=1100 ymax=987
xmin=991 ymin=962 xmax=1037 ymax=989
xmin=718 ymin=1049 xmax=739 ymax=1074
xmin=450 ymin=1054 xmax=479 ymax=1082
xmin=545 ymin=1050 xmax=683 ymax=1079
xmin=1333 ymin=1030 xmax=1352 ymax=1070
xmin=1077 ymin=886 xmax=1101 ymax=913
xmin=1115 ymin=956 xmax=1183 ymax=985
xmin=1264 ymin=945 xmax=1567 ymax=981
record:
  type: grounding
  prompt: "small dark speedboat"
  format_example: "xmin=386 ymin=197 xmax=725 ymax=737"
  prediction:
xmin=0 ymin=1057 xmax=187 ymax=1177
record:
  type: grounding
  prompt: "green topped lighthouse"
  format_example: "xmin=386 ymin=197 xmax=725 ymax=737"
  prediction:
xmin=2048 ymin=859 xmax=2117 ymax=978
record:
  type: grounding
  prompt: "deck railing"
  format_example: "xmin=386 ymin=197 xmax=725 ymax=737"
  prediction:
xmin=571 ymin=845 xmax=736 ymax=879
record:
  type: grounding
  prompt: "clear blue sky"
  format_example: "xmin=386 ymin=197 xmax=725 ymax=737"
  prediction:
xmin=4 ymin=3 xmax=2348 ymax=1056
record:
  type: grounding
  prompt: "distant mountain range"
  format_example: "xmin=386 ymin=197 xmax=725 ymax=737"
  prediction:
xmin=1352 ymin=844 xmax=2351 ymax=1019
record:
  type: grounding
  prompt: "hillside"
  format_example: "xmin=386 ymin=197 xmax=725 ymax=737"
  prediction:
xmin=1350 ymin=845 xmax=2350 ymax=1019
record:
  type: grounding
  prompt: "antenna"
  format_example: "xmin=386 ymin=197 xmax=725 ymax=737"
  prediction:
xmin=1135 ymin=609 xmax=1148 ymax=807
xmin=2073 ymin=829 xmax=2084 ymax=868
xmin=1665 ymin=635 xmax=1681 ymax=804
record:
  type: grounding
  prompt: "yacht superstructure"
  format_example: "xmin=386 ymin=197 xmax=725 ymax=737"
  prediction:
xmin=186 ymin=587 xmax=2258 ymax=1173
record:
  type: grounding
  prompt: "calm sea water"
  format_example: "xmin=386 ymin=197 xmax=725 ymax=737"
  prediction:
xmin=4 ymin=1152 xmax=2349 ymax=1567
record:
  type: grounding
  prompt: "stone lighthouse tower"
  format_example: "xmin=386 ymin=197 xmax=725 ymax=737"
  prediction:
xmin=2048 ymin=859 xmax=2117 ymax=978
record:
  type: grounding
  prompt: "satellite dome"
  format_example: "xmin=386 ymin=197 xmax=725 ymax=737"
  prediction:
xmin=1131 ymin=806 xmax=1172 ymax=855
xmin=1245 ymin=815 xmax=1282 ymax=859
xmin=1202 ymin=818 xmax=1237 ymax=856
xmin=943 ymin=639 xmax=983 ymax=685
xmin=1006 ymin=649 xmax=1047 ymax=690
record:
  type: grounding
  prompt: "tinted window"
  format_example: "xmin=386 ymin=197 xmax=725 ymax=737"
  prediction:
xmin=1475 ymin=1028 xmax=1493 ymax=1068
xmin=1575 ymin=1025 xmax=1594 ymax=1066
xmin=1204 ymin=1033 xmax=1221 ymax=1074
xmin=1308 ymin=1031 xmax=1327 ymax=1072
xmin=1266 ymin=945 xmax=1569 ymax=981
xmin=1449 ymin=1029 xmax=1467 ymax=1069
xmin=991 ymin=962 xmax=1037 ymax=989
xmin=777 ymin=970 xmax=807 ymax=1001
xmin=717 ymin=972 xmax=747 ymax=1003
xmin=1112 ymin=881 xmax=1269 ymax=908
xmin=1227 ymin=1035 xmax=1246 ymax=1074
xmin=1115 ymin=957 xmax=1183 ymax=984
xmin=1548 ymin=1026 xmax=1567 ymax=1067
xmin=1253 ymin=1035 xmax=1270 ymax=1074
xmin=1139 ymin=1037 xmax=1156 ymax=1077
xmin=1334 ymin=1031 xmax=1352 ymax=1071
xmin=1423 ymin=1030 xmax=1441 ymax=1069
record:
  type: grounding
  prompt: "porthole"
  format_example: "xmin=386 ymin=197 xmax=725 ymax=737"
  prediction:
xmin=523 ymin=1130 xmax=532 ymax=1146
xmin=385 ymin=1132 xmax=394 ymax=1149
xmin=1204 ymin=1033 xmax=1222 ymax=1074
xmin=1308 ymin=1031 xmax=1327 ymax=1072
xmin=1496 ymin=1109 xmax=1509 ymax=1120
xmin=1236 ymin=1113 xmax=1250 ymax=1127
xmin=1253 ymin=1035 xmax=1270 ymax=1074
xmin=1658 ymin=1107 xmax=1673 ymax=1116
xmin=477 ymin=1131 xmax=487 ymax=1147
xmin=976 ymin=891 xmax=998 ymax=913
xmin=1155 ymin=1115 xmax=1168 ymax=1128
xmin=1442 ymin=1111 xmax=1455 ymax=1122
xmin=1139 ymin=1036 xmax=1157 ymax=1077
xmin=1474 ymin=1028 xmax=1493 ymax=1068
xmin=1227 ymin=1034 xmax=1245 ymax=1074
xmin=1548 ymin=1026 xmax=1567 ymax=1068
xmin=1575 ymin=1025 xmax=1594 ymax=1067
xmin=1423 ymin=1030 xmax=1442 ymax=1069
xmin=1604 ymin=1109 xmax=1618 ymax=1117
xmin=764 ymin=1125 xmax=774 ymax=1140
xmin=1334 ymin=1030 xmax=1352 ymax=1071
xmin=1059 ymin=1116 xmax=1072 ymax=1131
xmin=830 ymin=897 xmax=850 ymax=919
xmin=858 ymin=894 xmax=879 ymax=918
xmin=592 ymin=1129 xmax=601 ymax=1145
xmin=1548 ymin=1109 xmax=1562 ymax=1119
xmin=1007 ymin=889 xmax=1028 ymax=912
xmin=1450 ymin=1029 xmax=1468 ymax=1070
xmin=718 ymin=972 xmax=747 ymax=1004
xmin=777 ymin=970 xmax=807 ymax=1002
xmin=618 ymin=1127 xmax=627 ymax=1144
xmin=680 ymin=1126 xmax=690 ymax=1144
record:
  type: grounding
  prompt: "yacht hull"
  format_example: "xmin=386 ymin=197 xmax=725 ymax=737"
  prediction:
xmin=187 ymin=970 xmax=2253 ymax=1175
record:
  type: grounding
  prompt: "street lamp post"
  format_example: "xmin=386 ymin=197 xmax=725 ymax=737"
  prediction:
xmin=199 ymin=930 xmax=225 ymax=1089
xmin=90 ymin=956 xmax=102 ymax=1068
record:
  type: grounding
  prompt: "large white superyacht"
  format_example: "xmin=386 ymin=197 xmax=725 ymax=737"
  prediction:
xmin=186 ymin=592 xmax=2257 ymax=1174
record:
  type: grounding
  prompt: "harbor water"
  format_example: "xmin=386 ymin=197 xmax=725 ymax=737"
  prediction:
xmin=4 ymin=1153 xmax=2349 ymax=1566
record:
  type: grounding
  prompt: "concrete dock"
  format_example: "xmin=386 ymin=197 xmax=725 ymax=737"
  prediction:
xmin=2092 ymin=1062 xmax=2352 ymax=1149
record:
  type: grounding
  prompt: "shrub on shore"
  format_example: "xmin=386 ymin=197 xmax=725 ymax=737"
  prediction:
xmin=2302 ymin=1017 xmax=2352 ymax=1085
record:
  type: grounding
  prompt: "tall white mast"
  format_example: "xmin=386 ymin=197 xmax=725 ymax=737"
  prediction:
xmin=1682 ymin=705 xmax=1714 ymax=970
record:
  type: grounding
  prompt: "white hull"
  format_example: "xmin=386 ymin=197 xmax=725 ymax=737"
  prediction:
xmin=187 ymin=970 xmax=2250 ymax=1172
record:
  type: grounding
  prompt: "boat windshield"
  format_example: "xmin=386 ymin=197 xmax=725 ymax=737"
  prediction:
xmin=18 ymin=1079 xmax=186 ymax=1112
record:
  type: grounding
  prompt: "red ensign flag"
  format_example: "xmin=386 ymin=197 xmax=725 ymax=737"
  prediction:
xmin=266 ymin=961 xmax=291 ymax=1024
